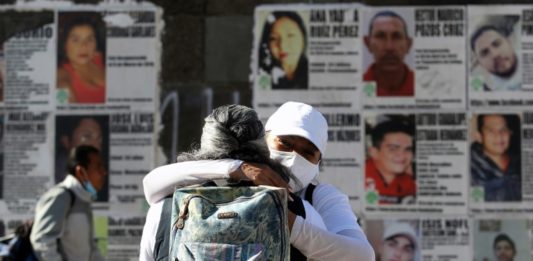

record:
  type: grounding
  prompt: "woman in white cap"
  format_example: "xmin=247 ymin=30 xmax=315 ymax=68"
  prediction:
xmin=141 ymin=101 xmax=374 ymax=260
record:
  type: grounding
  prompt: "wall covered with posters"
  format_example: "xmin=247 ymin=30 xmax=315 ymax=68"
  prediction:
xmin=0 ymin=2 xmax=161 ymax=260
xmin=251 ymin=3 xmax=533 ymax=260
xmin=1 ymin=0 xmax=533 ymax=260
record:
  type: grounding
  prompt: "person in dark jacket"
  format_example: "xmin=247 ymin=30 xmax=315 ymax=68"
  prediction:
xmin=471 ymin=114 xmax=521 ymax=201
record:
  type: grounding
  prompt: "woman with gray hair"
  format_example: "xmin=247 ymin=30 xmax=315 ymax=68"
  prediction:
xmin=140 ymin=104 xmax=326 ymax=260
xmin=142 ymin=102 xmax=374 ymax=260
xmin=177 ymin=104 xmax=290 ymax=178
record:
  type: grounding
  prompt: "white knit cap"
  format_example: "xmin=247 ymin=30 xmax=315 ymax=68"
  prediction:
xmin=265 ymin=101 xmax=328 ymax=155
xmin=383 ymin=222 xmax=418 ymax=250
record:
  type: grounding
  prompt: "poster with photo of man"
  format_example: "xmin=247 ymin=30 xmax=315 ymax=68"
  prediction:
xmin=365 ymin=219 xmax=421 ymax=261
xmin=364 ymin=112 xmax=468 ymax=215
xmin=467 ymin=111 xmax=533 ymax=215
xmin=363 ymin=9 xmax=415 ymax=99
xmin=367 ymin=218 xmax=471 ymax=260
xmin=469 ymin=15 xmax=521 ymax=92
xmin=468 ymin=5 xmax=533 ymax=108
xmin=55 ymin=114 xmax=109 ymax=202
xmin=363 ymin=6 xmax=466 ymax=110
xmin=470 ymin=113 xmax=522 ymax=203
xmin=473 ymin=219 xmax=531 ymax=261
xmin=364 ymin=114 xmax=417 ymax=206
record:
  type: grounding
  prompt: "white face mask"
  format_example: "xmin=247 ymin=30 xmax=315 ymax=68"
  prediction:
xmin=270 ymin=149 xmax=319 ymax=192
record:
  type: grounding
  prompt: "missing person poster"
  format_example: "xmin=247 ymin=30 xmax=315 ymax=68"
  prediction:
xmin=55 ymin=114 xmax=110 ymax=202
xmin=0 ymin=3 xmax=161 ymax=260
xmin=55 ymin=9 xmax=159 ymax=111
xmin=468 ymin=5 xmax=533 ymax=108
xmin=252 ymin=4 xmax=361 ymax=94
xmin=2 ymin=11 xmax=55 ymax=111
xmin=472 ymin=219 xmax=531 ymax=261
xmin=2 ymin=112 xmax=53 ymax=214
xmin=363 ymin=112 xmax=468 ymax=215
xmin=365 ymin=218 xmax=470 ymax=261
xmin=469 ymin=111 xmax=533 ymax=216
xmin=362 ymin=6 xmax=467 ymax=110
xmin=252 ymin=4 xmax=364 ymax=210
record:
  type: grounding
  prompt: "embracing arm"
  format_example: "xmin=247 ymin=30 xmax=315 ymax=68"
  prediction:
xmin=143 ymin=160 xmax=292 ymax=205
xmin=291 ymin=184 xmax=375 ymax=260
xmin=140 ymin=202 xmax=164 ymax=261
xmin=143 ymin=160 xmax=241 ymax=205
xmin=291 ymin=219 xmax=374 ymax=260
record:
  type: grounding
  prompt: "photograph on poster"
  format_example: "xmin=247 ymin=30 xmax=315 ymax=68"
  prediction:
xmin=55 ymin=115 xmax=109 ymax=202
xmin=257 ymin=11 xmax=308 ymax=90
xmin=366 ymin=219 xmax=420 ymax=261
xmin=469 ymin=15 xmax=521 ymax=92
xmin=57 ymin=11 xmax=106 ymax=104
xmin=365 ymin=114 xmax=416 ymax=204
xmin=470 ymin=113 xmax=521 ymax=202
xmin=474 ymin=219 xmax=530 ymax=261
xmin=363 ymin=9 xmax=415 ymax=97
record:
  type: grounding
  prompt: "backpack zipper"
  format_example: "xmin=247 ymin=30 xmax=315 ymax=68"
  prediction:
xmin=174 ymin=190 xmax=287 ymax=246
xmin=174 ymin=193 xmax=253 ymax=229
xmin=174 ymin=194 xmax=258 ymax=229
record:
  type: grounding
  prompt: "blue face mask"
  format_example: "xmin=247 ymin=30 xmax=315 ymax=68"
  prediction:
xmin=82 ymin=169 xmax=98 ymax=200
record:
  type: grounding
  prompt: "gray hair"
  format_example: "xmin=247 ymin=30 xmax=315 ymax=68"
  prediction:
xmin=178 ymin=104 xmax=297 ymax=185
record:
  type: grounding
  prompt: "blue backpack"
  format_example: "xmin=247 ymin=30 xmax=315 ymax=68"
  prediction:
xmin=155 ymin=184 xmax=290 ymax=260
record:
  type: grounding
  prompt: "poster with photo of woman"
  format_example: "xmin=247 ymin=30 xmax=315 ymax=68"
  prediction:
xmin=57 ymin=11 xmax=106 ymax=104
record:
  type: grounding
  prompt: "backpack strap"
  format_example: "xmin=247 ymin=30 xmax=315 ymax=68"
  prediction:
xmin=60 ymin=187 xmax=76 ymax=210
xmin=304 ymin=184 xmax=316 ymax=205
xmin=55 ymin=186 xmax=76 ymax=258
xmin=288 ymin=193 xmax=307 ymax=261
xmin=289 ymin=184 xmax=317 ymax=261
xmin=152 ymin=182 xmax=230 ymax=260
xmin=153 ymin=197 xmax=172 ymax=261
xmin=287 ymin=193 xmax=306 ymax=219
xmin=12 ymin=187 xmax=76 ymax=261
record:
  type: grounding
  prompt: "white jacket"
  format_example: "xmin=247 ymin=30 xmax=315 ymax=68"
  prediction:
xmin=140 ymin=160 xmax=375 ymax=261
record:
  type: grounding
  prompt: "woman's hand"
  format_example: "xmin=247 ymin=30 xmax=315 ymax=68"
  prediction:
xmin=229 ymin=162 xmax=297 ymax=231
xmin=229 ymin=162 xmax=292 ymax=191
